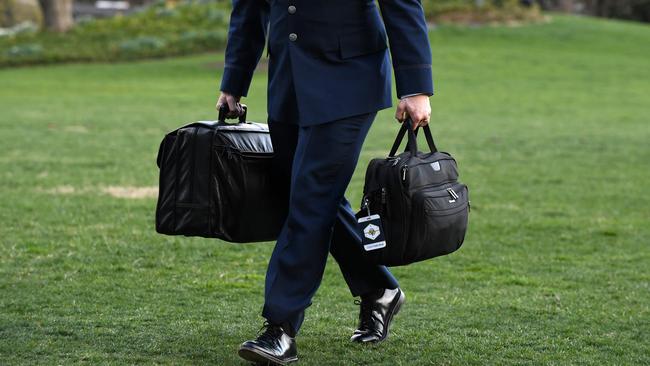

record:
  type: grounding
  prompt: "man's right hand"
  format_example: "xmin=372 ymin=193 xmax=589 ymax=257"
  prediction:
xmin=216 ymin=91 xmax=243 ymax=118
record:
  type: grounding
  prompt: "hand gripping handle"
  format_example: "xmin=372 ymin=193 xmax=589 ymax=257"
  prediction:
xmin=388 ymin=118 xmax=437 ymax=157
xmin=218 ymin=103 xmax=248 ymax=124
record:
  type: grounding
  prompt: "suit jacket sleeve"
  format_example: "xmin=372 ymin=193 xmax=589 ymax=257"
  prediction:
xmin=377 ymin=0 xmax=434 ymax=99
xmin=219 ymin=0 xmax=270 ymax=98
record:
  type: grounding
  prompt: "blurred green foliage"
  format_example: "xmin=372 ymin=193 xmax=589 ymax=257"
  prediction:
xmin=0 ymin=0 xmax=43 ymax=28
xmin=421 ymin=0 xmax=525 ymax=13
xmin=420 ymin=0 xmax=543 ymax=22
xmin=5 ymin=42 xmax=43 ymax=57
xmin=0 ymin=0 xmax=539 ymax=67
xmin=0 ymin=0 xmax=229 ymax=66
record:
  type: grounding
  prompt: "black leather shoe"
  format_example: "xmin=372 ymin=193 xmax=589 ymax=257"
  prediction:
xmin=350 ymin=287 xmax=405 ymax=343
xmin=238 ymin=322 xmax=298 ymax=365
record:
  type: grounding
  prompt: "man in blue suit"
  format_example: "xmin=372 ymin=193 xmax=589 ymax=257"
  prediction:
xmin=217 ymin=0 xmax=433 ymax=363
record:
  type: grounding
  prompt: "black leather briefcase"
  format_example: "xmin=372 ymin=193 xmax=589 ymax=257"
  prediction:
xmin=155 ymin=105 xmax=286 ymax=242
xmin=357 ymin=118 xmax=470 ymax=266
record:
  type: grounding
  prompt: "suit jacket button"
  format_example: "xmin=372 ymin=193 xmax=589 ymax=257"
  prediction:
xmin=289 ymin=33 xmax=298 ymax=42
xmin=288 ymin=5 xmax=296 ymax=14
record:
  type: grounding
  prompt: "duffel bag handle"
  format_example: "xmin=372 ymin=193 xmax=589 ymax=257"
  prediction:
xmin=388 ymin=117 xmax=438 ymax=157
xmin=218 ymin=103 xmax=248 ymax=124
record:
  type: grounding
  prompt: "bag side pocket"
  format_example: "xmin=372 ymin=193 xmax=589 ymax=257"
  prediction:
xmin=407 ymin=183 xmax=469 ymax=263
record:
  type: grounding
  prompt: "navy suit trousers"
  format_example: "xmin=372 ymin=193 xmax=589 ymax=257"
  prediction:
xmin=262 ymin=76 xmax=399 ymax=335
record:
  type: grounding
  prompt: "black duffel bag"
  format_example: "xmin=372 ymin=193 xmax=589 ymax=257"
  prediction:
xmin=155 ymin=105 xmax=286 ymax=242
xmin=357 ymin=118 xmax=470 ymax=266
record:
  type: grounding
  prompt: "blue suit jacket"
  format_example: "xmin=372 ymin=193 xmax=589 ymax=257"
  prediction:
xmin=220 ymin=0 xmax=433 ymax=126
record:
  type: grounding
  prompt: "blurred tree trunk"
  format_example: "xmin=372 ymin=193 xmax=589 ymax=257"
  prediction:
xmin=38 ymin=0 xmax=72 ymax=32
xmin=558 ymin=0 xmax=575 ymax=11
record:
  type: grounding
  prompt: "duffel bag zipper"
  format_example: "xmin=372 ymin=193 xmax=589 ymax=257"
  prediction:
xmin=401 ymin=165 xmax=408 ymax=182
xmin=236 ymin=151 xmax=273 ymax=159
xmin=220 ymin=146 xmax=273 ymax=159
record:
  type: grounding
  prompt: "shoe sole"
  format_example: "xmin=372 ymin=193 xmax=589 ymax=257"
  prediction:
xmin=238 ymin=345 xmax=298 ymax=365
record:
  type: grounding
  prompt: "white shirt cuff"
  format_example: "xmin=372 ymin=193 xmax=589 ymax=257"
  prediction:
xmin=399 ymin=93 xmax=431 ymax=99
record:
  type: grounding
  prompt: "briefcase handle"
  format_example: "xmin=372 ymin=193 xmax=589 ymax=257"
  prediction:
xmin=388 ymin=117 xmax=438 ymax=157
xmin=218 ymin=103 xmax=248 ymax=124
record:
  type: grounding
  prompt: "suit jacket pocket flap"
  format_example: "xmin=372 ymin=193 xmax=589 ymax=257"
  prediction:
xmin=338 ymin=29 xmax=387 ymax=59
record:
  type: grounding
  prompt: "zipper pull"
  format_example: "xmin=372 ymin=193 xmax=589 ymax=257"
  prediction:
xmin=401 ymin=165 xmax=408 ymax=182
xmin=446 ymin=188 xmax=460 ymax=200
xmin=391 ymin=157 xmax=400 ymax=166
xmin=381 ymin=187 xmax=386 ymax=204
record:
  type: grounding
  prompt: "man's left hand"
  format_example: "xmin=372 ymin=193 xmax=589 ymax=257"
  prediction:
xmin=395 ymin=94 xmax=431 ymax=130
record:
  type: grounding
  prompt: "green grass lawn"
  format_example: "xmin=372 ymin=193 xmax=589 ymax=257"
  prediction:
xmin=1 ymin=15 xmax=649 ymax=365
